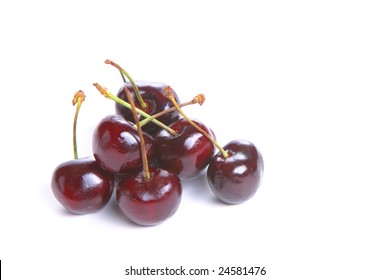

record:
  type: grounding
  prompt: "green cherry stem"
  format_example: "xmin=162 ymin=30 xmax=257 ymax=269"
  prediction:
xmin=138 ymin=93 xmax=206 ymax=128
xmin=71 ymin=90 xmax=86 ymax=159
xmin=123 ymin=86 xmax=150 ymax=181
xmin=164 ymin=87 xmax=229 ymax=159
xmin=93 ymin=83 xmax=177 ymax=136
xmin=119 ymin=70 xmax=126 ymax=83
xmin=104 ymin=59 xmax=147 ymax=109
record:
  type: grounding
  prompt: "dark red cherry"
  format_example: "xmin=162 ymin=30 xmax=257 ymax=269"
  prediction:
xmin=154 ymin=118 xmax=215 ymax=179
xmin=115 ymin=81 xmax=181 ymax=137
xmin=51 ymin=157 xmax=114 ymax=214
xmin=92 ymin=114 xmax=154 ymax=175
xmin=207 ymin=140 xmax=264 ymax=204
xmin=116 ymin=167 xmax=182 ymax=226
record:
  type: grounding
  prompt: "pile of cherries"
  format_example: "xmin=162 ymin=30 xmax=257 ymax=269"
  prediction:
xmin=51 ymin=60 xmax=264 ymax=226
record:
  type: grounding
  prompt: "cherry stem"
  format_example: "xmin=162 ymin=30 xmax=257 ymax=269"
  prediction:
xmin=72 ymin=90 xmax=86 ymax=160
xmin=93 ymin=83 xmax=177 ymax=136
xmin=123 ymin=86 xmax=151 ymax=181
xmin=104 ymin=59 xmax=147 ymax=110
xmin=137 ymin=94 xmax=206 ymax=128
xmin=119 ymin=70 xmax=126 ymax=83
xmin=164 ymin=87 xmax=229 ymax=159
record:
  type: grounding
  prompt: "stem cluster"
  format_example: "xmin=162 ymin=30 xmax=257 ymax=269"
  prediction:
xmin=93 ymin=59 xmax=230 ymax=180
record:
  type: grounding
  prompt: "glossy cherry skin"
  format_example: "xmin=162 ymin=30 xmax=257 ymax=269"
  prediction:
xmin=116 ymin=81 xmax=181 ymax=137
xmin=116 ymin=167 xmax=182 ymax=226
xmin=92 ymin=114 xmax=154 ymax=175
xmin=207 ymin=140 xmax=264 ymax=204
xmin=51 ymin=157 xmax=114 ymax=214
xmin=154 ymin=118 xmax=215 ymax=179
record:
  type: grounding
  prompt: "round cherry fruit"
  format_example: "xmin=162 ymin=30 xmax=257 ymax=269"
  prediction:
xmin=116 ymin=167 xmax=182 ymax=226
xmin=51 ymin=157 xmax=114 ymax=214
xmin=92 ymin=114 xmax=154 ymax=175
xmin=116 ymin=81 xmax=181 ymax=137
xmin=207 ymin=140 xmax=264 ymax=204
xmin=154 ymin=118 xmax=215 ymax=179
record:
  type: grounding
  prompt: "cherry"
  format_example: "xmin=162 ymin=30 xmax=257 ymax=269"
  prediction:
xmin=92 ymin=114 xmax=154 ymax=175
xmin=52 ymin=157 xmax=114 ymax=214
xmin=115 ymin=81 xmax=181 ymax=137
xmin=154 ymin=118 xmax=215 ymax=179
xmin=93 ymin=83 xmax=177 ymax=136
xmin=116 ymin=85 xmax=182 ymax=226
xmin=152 ymin=89 xmax=216 ymax=179
xmin=51 ymin=91 xmax=114 ymax=214
xmin=105 ymin=60 xmax=181 ymax=137
xmin=207 ymin=140 xmax=264 ymax=204
xmin=116 ymin=167 xmax=182 ymax=226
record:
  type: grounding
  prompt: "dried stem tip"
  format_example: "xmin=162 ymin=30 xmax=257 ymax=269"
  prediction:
xmin=163 ymin=86 xmax=174 ymax=98
xmin=193 ymin=94 xmax=205 ymax=105
xmin=93 ymin=83 xmax=110 ymax=98
xmin=104 ymin=59 xmax=115 ymax=66
xmin=72 ymin=90 xmax=86 ymax=105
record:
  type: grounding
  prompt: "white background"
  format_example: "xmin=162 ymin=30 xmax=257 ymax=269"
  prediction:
xmin=1 ymin=0 xmax=389 ymax=279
